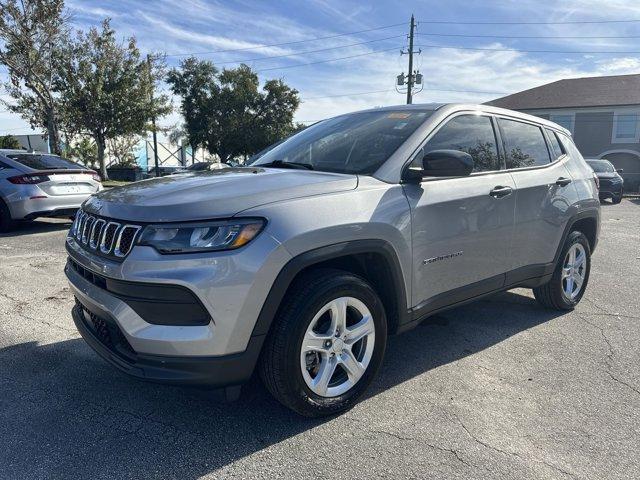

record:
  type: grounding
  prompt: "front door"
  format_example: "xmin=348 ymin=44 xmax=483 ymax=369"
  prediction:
xmin=403 ymin=113 xmax=516 ymax=309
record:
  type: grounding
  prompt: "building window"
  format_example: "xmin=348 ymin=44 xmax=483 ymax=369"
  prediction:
xmin=612 ymin=113 xmax=640 ymax=143
xmin=550 ymin=114 xmax=574 ymax=133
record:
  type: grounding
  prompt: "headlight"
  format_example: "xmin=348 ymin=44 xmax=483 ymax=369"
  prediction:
xmin=138 ymin=218 xmax=265 ymax=254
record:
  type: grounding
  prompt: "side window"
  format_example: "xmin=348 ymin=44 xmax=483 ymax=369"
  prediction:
xmin=424 ymin=114 xmax=500 ymax=172
xmin=500 ymin=119 xmax=551 ymax=168
xmin=545 ymin=129 xmax=565 ymax=160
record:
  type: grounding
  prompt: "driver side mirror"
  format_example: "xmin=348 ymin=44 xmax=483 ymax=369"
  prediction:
xmin=404 ymin=149 xmax=475 ymax=182
xmin=616 ymin=168 xmax=624 ymax=174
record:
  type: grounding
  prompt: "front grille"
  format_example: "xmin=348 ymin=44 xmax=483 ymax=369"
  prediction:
xmin=71 ymin=209 xmax=142 ymax=260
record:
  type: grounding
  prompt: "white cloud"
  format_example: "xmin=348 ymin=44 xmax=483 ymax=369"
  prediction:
xmin=596 ymin=57 xmax=640 ymax=73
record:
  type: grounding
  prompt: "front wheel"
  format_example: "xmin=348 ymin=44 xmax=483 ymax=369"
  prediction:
xmin=259 ymin=269 xmax=387 ymax=417
xmin=612 ymin=192 xmax=622 ymax=204
xmin=534 ymin=231 xmax=591 ymax=310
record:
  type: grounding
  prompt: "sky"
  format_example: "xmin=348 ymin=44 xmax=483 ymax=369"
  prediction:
xmin=2 ymin=0 xmax=640 ymax=138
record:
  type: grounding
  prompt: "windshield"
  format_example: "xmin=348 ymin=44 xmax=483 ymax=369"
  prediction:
xmin=587 ymin=160 xmax=614 ymax=173
xmin=6 ymin=153 xmax=84 ymax=170
xmin=251 ymin=109 xmax=433 ymax=174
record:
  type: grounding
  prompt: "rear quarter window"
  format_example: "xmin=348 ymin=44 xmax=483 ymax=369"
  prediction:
xmin=499 ymin=119 xmax=551 ymax=168
xmin=545 ymin=129 xmax=565 ymax=160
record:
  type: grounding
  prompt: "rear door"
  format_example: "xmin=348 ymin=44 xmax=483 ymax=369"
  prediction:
xmin=498 ymin=118 xmax=575 ymax=276
xmin=403 ymin=113 xmax=517 ymax=308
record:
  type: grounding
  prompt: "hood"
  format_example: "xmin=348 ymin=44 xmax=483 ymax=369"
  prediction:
xmin=594 ymin=172 xmax=620 ymax=179
xmin=83 ymin=167 xmax=357 ymax=222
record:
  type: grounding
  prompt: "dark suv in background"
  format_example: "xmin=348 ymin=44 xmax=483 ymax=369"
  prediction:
xmin=586 ymin=159 xmax=624 ymax=204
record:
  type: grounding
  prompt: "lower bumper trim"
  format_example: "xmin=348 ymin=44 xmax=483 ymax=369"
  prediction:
xmin=72 ymin=301 xmax=264 ymax=387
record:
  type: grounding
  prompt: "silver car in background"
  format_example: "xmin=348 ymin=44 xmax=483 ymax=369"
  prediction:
xmin=0 ymin=150 xmax=102 ymax=232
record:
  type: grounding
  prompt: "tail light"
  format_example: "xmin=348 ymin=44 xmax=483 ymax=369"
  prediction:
xmin=8 ymin=174 xmax=50 ymax=184
xmin=592 ymin=172 xmax=600 ymax=190
xmin=90 ymin=172 xmax=101 ymax=182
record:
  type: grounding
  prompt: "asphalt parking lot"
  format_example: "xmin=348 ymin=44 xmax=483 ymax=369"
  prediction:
xmin=1 ymin=199 xmax=639 ymax=479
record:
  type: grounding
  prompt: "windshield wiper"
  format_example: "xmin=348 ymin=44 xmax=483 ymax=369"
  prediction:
xmin=259 ymin=159 xmax=314 ymax=170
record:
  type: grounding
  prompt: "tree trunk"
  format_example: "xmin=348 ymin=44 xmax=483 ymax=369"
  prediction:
xmin=45 ymin=107 xmax=62 ymax=155
xmin=96 ymin=136 xmax=108 ymax=180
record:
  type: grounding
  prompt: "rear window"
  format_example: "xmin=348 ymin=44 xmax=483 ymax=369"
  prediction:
xmin=586 ymin=160 xmax=614 ymax=173
xmin=500 ymin=119 xmax=551 ymax=168
xmin=6 ymin=154 xmax=84 ymax=170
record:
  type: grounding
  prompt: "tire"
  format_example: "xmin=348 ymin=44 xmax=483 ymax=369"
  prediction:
xmin=259 ymin=268 xmax=387 ymax=417
xmin=533 ymin=231 xmax=591 ymax=310
xmin=612 ymin=192 xmax=622 ymax=204
xmin=0 ymin=199 xmax=15 ymax=233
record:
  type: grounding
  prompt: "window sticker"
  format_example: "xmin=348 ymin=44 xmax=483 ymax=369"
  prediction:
xmin=387 ymin=113 xmax=411 ymax=119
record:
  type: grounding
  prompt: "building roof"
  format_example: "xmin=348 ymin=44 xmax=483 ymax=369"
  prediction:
xmin=486 ymin=74 xmax=640 ymax=110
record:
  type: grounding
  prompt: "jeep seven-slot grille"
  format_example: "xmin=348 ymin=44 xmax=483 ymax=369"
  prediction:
xmin=71 ymin=209 xmax=142 ymax=260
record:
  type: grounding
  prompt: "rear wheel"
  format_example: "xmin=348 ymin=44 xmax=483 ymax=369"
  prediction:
xmin=260 ymin=269 xmax=387 ymax=417
xmin=0 ymin=200 xmax=15 ymax=233
xmin=534 ymin=231 xmax=591 ymax=310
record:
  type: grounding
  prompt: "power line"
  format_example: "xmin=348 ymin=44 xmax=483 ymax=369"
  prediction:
xmin=215 ymin=34 xmax=405 ymax=65
xmin=302 ymin=86 xmax=508 ymax=101
xmin=417 ymin=18 xmax=640 ymax=25
xmin=255 ymin=46 xmax=400 ymax=72
xmin=164 ymin=22 xmax=407 ymax=57
xmin=416 ymin=43 xmax=640 ymax=54
xmin=416 ymin=32 xmax=640 ymax=40
xmin=303 ymin=89 xmax=394 ymax=100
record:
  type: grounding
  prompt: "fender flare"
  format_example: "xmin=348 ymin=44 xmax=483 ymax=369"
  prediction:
xmin=250 ymin=239 xmax=409 ymax=337
xmin=553 ymin=208 xmax=600 ymax=264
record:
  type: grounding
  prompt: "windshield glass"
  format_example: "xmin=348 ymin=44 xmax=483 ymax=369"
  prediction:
xmin=587 ymin=160 xmax=614 ymax=173
xmin=6 ymin=153 xmax=84 ymax=170
xmin=251 ymin=109 xmax=433 ymax=174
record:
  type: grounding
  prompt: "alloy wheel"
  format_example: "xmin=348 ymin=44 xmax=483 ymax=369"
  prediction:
xmin=300 ymin=296 xmax=376 ymax=397
xmin=561 ymin=243 xmax=587 ymax=300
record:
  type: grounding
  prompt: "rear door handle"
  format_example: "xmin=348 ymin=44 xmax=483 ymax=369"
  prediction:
xmin=556 ymin=177 xmax=572 ymax=187
xmin=489 ymin=186 xmax=513 ymax=198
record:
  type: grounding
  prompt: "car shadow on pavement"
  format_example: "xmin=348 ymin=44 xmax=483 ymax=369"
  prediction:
xmin=0 ymin=290 xmax=566 ymax=479
xmin=0 ymin=218 xmax=72 ymax=237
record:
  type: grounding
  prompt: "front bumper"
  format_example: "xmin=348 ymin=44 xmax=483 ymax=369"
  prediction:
xmin=598 ymin=181 xmax=623 ymax=198
xmin=72 ymin=301 xmax=263 ymax=386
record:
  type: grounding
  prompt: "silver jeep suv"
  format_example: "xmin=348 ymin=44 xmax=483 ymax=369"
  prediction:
xmin=65 ymin=104 xmax=600 ymax=416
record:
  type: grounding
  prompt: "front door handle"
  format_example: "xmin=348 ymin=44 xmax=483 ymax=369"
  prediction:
xmin=556 ymin=177 xmax=572 ymax=187
xmin=489 ymin=186 xmax=513 ymax=198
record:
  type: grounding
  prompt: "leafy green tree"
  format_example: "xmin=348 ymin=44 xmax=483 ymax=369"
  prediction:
xmin=0 ymin=0 xmax=68 ymax=154
xmin=107 ymin=134 xmax=141 ymax=167
xmin=64 ymin=136 xmax=98 ymax=169
xmin=55 ymin=20 xmax=170 ymax=179
xmin=167 ymin=58 xmax=300 ymax=163
xmin=0 ymin=134 xmax=21 ymax=149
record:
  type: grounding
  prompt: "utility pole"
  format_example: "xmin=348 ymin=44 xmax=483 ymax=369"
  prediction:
xmin=406 ymin=14 xmax=416 ymax=104
xmin=147 ymin=54 xmax=160 ymax=177
xmin=398 ymin=15 xmax=422 ymax=104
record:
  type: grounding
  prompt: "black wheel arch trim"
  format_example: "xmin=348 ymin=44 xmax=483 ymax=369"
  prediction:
xmin=554 ymin=208 xmax=600 ymax=262
xmin=250 ymin=239 xmax=409 ymax=338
